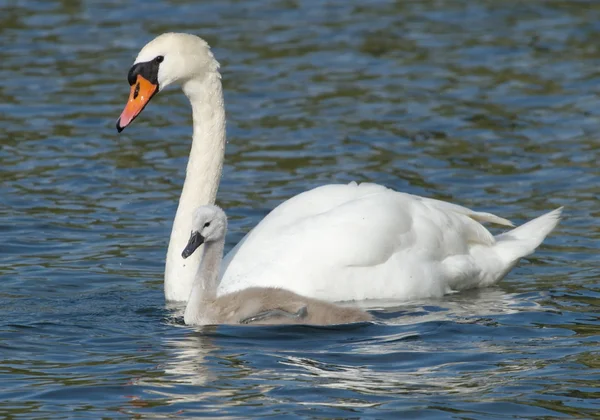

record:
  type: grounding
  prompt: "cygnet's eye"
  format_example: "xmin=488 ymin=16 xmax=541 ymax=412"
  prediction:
xmin=204 ymin=222 xmax=211 ymax=228
xmin=155 ymin=55 xmax=164 ymax=63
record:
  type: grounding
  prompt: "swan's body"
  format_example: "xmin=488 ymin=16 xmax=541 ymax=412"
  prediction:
xmin=117 ymin=33 xmax=562 ymax=304
xmin=219 ymin=183 xmax=562 ymax=302
xmin=182 ymin=206 xmax=372 ymax=326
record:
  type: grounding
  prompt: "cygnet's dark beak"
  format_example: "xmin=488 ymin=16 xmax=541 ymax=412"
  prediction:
xmin=181 ymin=231 xmax=205 ymax=259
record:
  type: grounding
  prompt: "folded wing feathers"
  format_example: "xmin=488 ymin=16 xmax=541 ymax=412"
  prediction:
xmin=466 ymin=211 xmax=514 ymax=227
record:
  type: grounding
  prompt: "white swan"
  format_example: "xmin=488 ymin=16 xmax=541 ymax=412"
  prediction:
xmin=182 ymin=205 xmax=372 ymax=325
xmin=116 ymin=33 xmax=562 ymax=303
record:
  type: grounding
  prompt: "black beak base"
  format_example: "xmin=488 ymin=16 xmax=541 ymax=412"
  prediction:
xmin=181 ymin=231 xmax=205 ymax=259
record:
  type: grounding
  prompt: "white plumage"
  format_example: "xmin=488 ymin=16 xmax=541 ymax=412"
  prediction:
xmin=219 ymin=182 xmax=561 ymax=301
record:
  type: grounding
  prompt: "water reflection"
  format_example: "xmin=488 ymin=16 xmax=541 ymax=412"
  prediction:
xmin=162 ymin=330 xmax=219 ymax=387
xmin=150 ymin=288 xmax=552 ymax=403
xmin=141 ymin=291 xmax=589 ymax=417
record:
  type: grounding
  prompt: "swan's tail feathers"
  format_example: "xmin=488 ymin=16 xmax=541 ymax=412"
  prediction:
xmin=495 ymin=207 xmax=563 ymax=264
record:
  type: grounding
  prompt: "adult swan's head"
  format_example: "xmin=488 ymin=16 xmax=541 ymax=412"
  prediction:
xmin=116 ymin=32 xmax=221 ymax=132
xmin=116 ymin=33 xmax=227 ymax=302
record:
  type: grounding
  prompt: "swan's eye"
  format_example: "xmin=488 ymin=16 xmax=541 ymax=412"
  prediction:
xmin=204 ymin=222 xmax=211 ymax=228
xmin=155 ymin=55 xmax=164 ymax=63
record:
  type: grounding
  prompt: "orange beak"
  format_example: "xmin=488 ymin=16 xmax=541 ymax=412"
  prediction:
xmin=116 ymin=75 xmax=158 ymax=132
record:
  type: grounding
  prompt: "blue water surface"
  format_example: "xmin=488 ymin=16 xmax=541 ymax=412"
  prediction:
xmin=1 ymin=0 xmax=599 ymax=418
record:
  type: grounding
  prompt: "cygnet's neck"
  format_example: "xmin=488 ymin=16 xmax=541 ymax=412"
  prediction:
xmin=164 ymin=72 xmax=226 ymax=302
xmin=183 ymin=237 xmax=225 ymax=325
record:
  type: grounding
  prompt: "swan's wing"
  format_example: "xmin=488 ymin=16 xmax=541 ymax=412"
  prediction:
xmin=219 ymin=183 xmax=505 ymax=300
xmin=262 ymin=182 xmax=513 ymax=228
xmin=240 ymin=306 xmax=308 ymax=325
xmin=221 ymin=182 xmax=388 ymax=269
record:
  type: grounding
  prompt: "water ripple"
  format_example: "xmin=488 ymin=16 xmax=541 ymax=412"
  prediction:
xmin=1 ymin=0 xmax=599 ymax=418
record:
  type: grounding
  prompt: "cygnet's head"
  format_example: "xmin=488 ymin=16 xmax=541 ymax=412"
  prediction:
xmin=116 ymin=32 xmax=219 ymax=132
xmin=181 ymin=205 xmax=228 ymax=259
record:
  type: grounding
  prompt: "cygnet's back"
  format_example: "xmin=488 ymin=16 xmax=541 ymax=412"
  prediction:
xmin=208 ymin=287 xmax=372 ymax=325
xmin=182 ymin=205 xmax=373 ymax=326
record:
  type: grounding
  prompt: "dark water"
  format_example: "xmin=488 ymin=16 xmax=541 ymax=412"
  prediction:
xmin=1 ymin=0 xmax=599 ymax=418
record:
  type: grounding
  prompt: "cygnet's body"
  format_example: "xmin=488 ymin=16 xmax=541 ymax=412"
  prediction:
xmin=182 ymin=205 xmax=372 ymax=326
xmin=193 ymin=287 xmax=372 ymax=325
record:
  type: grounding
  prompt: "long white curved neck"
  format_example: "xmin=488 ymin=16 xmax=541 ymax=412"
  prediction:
xmin=183 ymin=237 xmax=224 ymax=325
xmin=165 ymin=72 xmax=226 ymax=301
